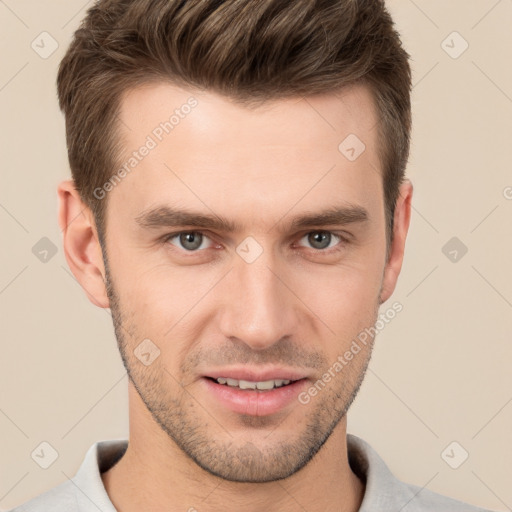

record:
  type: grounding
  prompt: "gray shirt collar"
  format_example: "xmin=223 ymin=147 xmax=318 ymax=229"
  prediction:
xmin=67 ymin=433 xmax=489 ymax=512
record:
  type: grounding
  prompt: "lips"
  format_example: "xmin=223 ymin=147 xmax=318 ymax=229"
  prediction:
xmin=200 ymin=367 xmax=310 ymax=416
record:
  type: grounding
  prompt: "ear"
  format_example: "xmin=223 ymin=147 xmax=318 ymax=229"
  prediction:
xmin=58 ymin=179 xmax=109 ymax=308
xmin=379 ymin=179 xmax=413 ymax=304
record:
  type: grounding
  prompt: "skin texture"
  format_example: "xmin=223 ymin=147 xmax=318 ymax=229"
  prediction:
xmin=58 ymin=82 xmax=413 ymax=512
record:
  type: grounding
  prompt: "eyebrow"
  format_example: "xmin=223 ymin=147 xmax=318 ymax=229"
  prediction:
xmin=134 ymin=204 xmax=369 ymax=233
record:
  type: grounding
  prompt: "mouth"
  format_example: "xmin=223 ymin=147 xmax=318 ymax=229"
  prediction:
xmin=206 ymin=376 xmax=297 ymax=390
xmin=200 ymin=370 xmax=309 ymax=416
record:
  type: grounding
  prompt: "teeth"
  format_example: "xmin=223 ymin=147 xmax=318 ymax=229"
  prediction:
xmin=215 ymin=378 xmax=292 ymax=389
xmin=257 ymin=380 xmax=275 ymax=390
xmin=239 ymin=380 xmax=257 ymax=390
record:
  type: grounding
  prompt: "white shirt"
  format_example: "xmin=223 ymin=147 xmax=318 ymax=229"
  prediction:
xmin=9 ymin=434 xmax=495 ymax=511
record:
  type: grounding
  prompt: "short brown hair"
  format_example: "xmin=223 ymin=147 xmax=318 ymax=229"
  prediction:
xmin=57 ymin=0 xmax=411 ymax=251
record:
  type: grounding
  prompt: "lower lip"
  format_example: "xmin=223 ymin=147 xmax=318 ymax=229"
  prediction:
xmin=201 ymin=377 xmax=308 ymax=416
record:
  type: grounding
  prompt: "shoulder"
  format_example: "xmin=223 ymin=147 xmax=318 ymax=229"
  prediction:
xmin=397 ymin=480 xmax=495 ymax=512
xmin=7 ymin=480 xmax=77 ymax=512
xmin=347 ymin=434 xmax=497 ymax=512
xmin=7 ymin=439 xmax=126 ymax=512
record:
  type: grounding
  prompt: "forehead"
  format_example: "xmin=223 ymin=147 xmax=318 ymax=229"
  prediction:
xmin=117 ymin=81 xmax=378 ymax=147
xmin=108 ymin=81 xmax=382 ymax=229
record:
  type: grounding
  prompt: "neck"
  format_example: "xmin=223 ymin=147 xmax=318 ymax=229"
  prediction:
xmin=101 ymin=385 xmax=364 ymax=512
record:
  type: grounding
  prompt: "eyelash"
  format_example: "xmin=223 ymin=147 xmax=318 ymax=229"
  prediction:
xmin=161 ymin=230 xmax=350 ymax=256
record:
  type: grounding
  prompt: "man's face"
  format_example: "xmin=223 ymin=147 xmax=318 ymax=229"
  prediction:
xmin=103 ymin=82 xmax=389 ymax=482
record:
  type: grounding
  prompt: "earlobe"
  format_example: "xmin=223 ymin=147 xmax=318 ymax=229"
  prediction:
xmin=58 ymin=179 xmax=110 ymax=309
xmin=379 ymin=179 xmax=413 ymax=304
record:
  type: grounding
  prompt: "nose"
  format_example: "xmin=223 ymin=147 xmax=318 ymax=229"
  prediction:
xmin=218 ymin=248 xmax=298 ymax=351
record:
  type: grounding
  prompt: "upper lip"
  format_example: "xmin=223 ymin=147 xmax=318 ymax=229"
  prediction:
xmin=203 ymin=367 xmax=310 ymax=382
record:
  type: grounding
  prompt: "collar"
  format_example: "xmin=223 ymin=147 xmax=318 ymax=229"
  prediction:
xmin=70 ymin=434 xmax=436 ymax=511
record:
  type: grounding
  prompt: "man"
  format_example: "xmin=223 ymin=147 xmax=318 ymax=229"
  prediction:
xmin=10 ymin=1 xmax=495 ymax=511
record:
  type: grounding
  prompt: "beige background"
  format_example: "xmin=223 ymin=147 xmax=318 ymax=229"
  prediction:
xmin=1 ymin=1 xmax=511 ymax=510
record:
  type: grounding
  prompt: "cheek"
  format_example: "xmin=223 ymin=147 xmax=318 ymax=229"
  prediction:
xmin=115 ymin=262 xmax=217 ymax=336
xmin=291 ymin=261 xmax=382 ymax=340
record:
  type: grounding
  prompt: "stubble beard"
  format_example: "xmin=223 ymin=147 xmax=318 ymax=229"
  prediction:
xmin=103 ymin=256 xmax=378 ymax=483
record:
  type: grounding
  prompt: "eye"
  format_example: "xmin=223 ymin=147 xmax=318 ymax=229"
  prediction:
xmin=165 ymin=231 xmax=213 ymax=251
xmin=298 ymin=231 xmax=345 ymax=251
xmin=163 ymin=230 xmax=348 ymax=255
